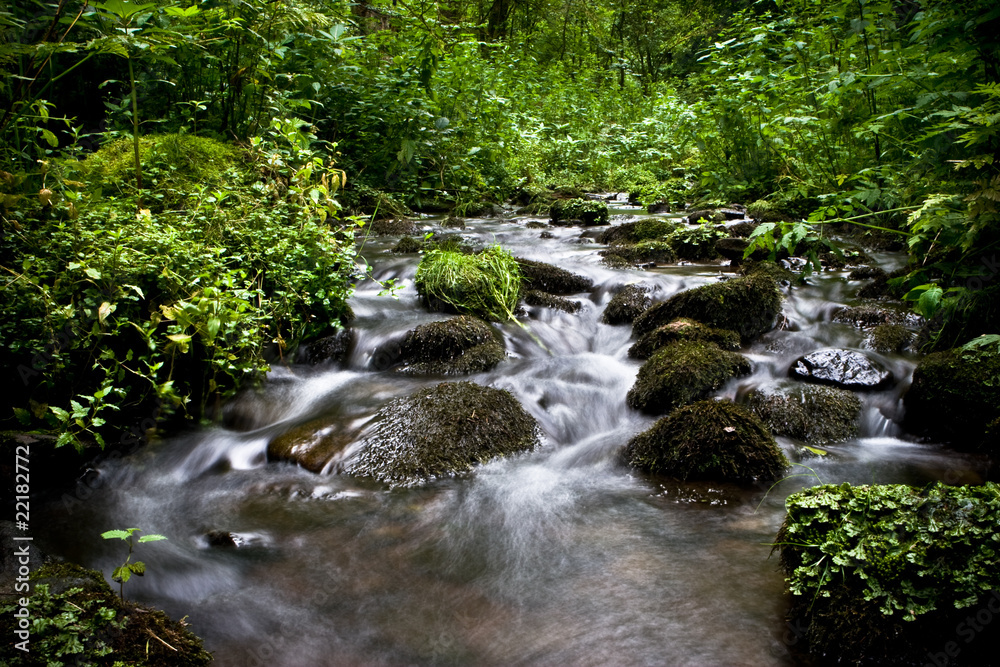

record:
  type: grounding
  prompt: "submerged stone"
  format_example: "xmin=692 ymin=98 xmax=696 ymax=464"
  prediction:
xmin=628 ymin=317 xmax=740 ymax=359
xmin=268 ymin=417 xmax=356 ymax=473
xmin=345 ymin=381 xmax=540 ymax=486
xmin=746 ymin=383 xmax=862 ymax=444
xmin=524 ymin=290 xmax=582 ymax=313
xmin=602 ymin=284 xmax=652 ymax=325
xmin=626 ymin=340 xmax=751 ymax=415
xmin=789 ymin=349 xmax=893 ymax=390
xmin=623 ymin=399 xmax=787 ymax=483
xmin=299 ymin=328 xmax=354 ymax=365
xmin=632 ymin=273 xmax=782 ymax=343
xmin=515 ymin=257 xmax=593 ymax=294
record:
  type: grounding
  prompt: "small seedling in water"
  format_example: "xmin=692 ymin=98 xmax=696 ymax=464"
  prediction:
xmin=101 ymin=527 xmax=167 ymax=601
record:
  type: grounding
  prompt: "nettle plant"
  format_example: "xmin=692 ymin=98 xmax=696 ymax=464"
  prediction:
xmin=101 ymin=528 xmax=167 ymax=601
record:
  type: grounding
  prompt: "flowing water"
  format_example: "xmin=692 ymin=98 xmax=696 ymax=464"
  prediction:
xmin=34 ymin=202 xmax=991 ymax=666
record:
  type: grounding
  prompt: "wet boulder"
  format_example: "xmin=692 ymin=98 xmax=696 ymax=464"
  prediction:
xmin=904 ymin=343 xmax=1000 ymax=452
xmin=392 ymin=236 xmax=424 ymax=253
xmin=515 ymin=257 xmax=593 ymax=294
xmin=599 ymin=241 xmax=676 ymax=267
xmin=623 ymin=399 xmax=788 ymax=483
xmin=667 ymin=225 xmax=725 ymax=261
xmin=268 ymin=417 xmax=356 ymax=473
xmin=632 ymin=273 xmax=783 ymax=343
xmin=596 ymin=219 xmax=680 ymax=245
xmin=789 ymin=349 xmax=893 ymax=390
xmin=628 ymin=317 xmax=740 ymax=360
xmin=299 ymin=328 xmax=354 ymax=365
xmin=626 ymin=341 xmax=751 ymax=415
xmin=550 ymin=198 xmax=609 ymax=226
xmin=345 ymin=381 xmax=540 ymax=486
xmin=686 ymin=209 xmax=724 ymax=224
xmin=746 ymin=383 xmax=862 ymax=444
xmin=602 ymin=284 xmax=652 ymax=325
xmin=524 ymin=290 xmax=582 ymax=313
xmin=393 ymin=316 xmax=506 ymax=375
xmin=441 ymin=216 xmax=466 ymax=229
xmin=833 ymin=304 xmax=921 ymax=329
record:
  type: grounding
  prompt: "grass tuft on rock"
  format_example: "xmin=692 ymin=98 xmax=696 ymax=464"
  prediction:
xmin=416 ymin=245 xmax=521 ymax=321
xmin=623 ymin=399 xmax=787 ymax=482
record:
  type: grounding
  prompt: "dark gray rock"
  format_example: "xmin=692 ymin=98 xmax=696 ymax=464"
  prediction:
xmin=602 ymin=284 xmax=652 ymax=325
xmin=789 ymin=349 xmax=893 ymax=390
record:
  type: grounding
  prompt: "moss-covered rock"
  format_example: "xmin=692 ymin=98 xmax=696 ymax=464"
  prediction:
xmin=550 ymin=198 xmax=609 ymax=226
xmin=369 ymin=218 xmax=419 ymax=235
xmin=904 ymin=344 xmax=1000 ymax=451
xmin=392 ymin=236 xmax=424 ymax=253
xmin=416 ymin=246 xmax=521 ymax=321
xmin=344 ymin=381 xmax=540 ymax=486
xmin=299 ymin=328 xmax=354 ymax=365
xmin=628 ymin=318 xmax=741 ymax=359
xmin=524 ymin=290 xmax=582 ymax=313
xmin=632 ymin=274 xmax=782 ymax=343
xmin=393 ymin=315 xmax=506 ymax=374
xmin=726 ymin=221 xmax=758 ymax=238
xmin=603 ymin=284 xmax=652 ymax=325
xmin=0 ymin=561 xmax=212 ymax=667
xmin=268 ymin=417 xmax=355 ymax=472
xmin=626 ymin=341 xmax=751 ymax=414
xmin=746 ymin=383 xmax=862 ymax=443
xmin=441 ymin=216 xmax=466 ymax=229
xmin=867 ymin=323 xmax=913 ymax=353
xmin=599 ymin=241 xmax=677 ymax=267
xmin=596 ymin=219 xmax=681 ymax=245
xmin=739 ymin=260 xmax=794 ymax=284
xmin=775 ymin=482 xmax=1000 ymax=666
xmin=685 ymin=209 xmax=724 ymax=224
xmin=515 ymin=257 xmax=593 ymax=294
xmin=667 ymin=225 xmax=725 ymax=261
xmin=623 ymin=399 xmax=787 ymax=482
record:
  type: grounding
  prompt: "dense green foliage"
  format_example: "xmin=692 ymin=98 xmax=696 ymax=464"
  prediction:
xmin=415 ymin=245 xmax=522 ymax=321
xmin=776 ymin=482 xmax=1000 ymax=661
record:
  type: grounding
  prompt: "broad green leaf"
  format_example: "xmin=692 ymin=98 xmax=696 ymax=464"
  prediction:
xmin=138 ymin=534 xmax=167 ymax=543
xmin=102 ymin=529 xmax=132 ymax=540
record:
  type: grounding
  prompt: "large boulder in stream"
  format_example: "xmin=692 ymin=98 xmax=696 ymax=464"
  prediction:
xmin=626 ymin=341 xmax=751 ymax=415
xmin=623 ymin=399 xmax=788 ymax=483
xmin=904 ymin=343 xmax=1000 ymax=452
xmin=628 ymin=317 xmax=741 ymax=360
xmin=789 ymin=349 xmax=893 ymax=391
xmin=344 ymin=381 xmax=540 ymax=486
xmin=746 ymin=383 xmax=862 ymax=444
xmin=393 ymin=316 xmax=506 ymax=375
xmin=632 ymin=273 xmax=782 ymax=343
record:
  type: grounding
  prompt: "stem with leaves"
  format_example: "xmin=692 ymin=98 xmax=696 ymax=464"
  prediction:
xmin=101 ymin=527 xmax=167 ymax=602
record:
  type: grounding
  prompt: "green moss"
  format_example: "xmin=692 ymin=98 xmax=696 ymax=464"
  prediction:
xmin=904 ymin=345 xmax=1000 ymax=451
xmin=626 ymin=340 xmax=751 ymax=414
xmin=603 ymin=284 xmax=652 ymax=325
xmin=515 ymin=257 xmax=593 ymax=294
xmin=82 ymin=134 xmax=242 ymax=199
xmin=596 ymin=220 xmax=682 ymax=246
xmin=633 ymin=273 xmax=783 ymax=343
xmin=739 ymin=260 xmax=793 ymax=283
xmin=628 ymin=317 xmax=741 ymax=359
xmin=416 ymin=246 xmax=521 ymax=321
xmin=868 ymin=324 xmax=912 ymax=353
xmin=398 ymin=315 xmax=506 ymax=374
xmin=441 ymin=216 xmax=466 ymax=229
xmin=0 ymin=562 xmax=212 ymax=667
xmin=599 ymin=241 xmax=677 ymax=267
xmin=550 ymin=198 xmax=609 ymax=225
xmin=746 ymin=383 xmax=861 ymax=443
xmin=369 ymin=218 xmax=419 ymax=235
xmin=775 ymin=482 xmax=1000 ymax=664
xmin=345 ymin=381 xmax=540 ymax=486
xmin=623 ymin=399 xmax=787 ymax=482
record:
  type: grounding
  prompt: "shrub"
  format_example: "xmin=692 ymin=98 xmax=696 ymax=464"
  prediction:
xmin=415 ymin=245 xmax=521 ymax=321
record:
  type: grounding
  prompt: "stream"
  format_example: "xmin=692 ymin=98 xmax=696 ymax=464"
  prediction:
xmin=34 ymin=201 xmax=991 ymax=666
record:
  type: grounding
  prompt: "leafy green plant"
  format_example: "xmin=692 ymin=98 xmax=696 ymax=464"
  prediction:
xmin=415 ymin=245 xmax=521 ymax=322
xmin=101 ymin=527 xmax=167 ymax=601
